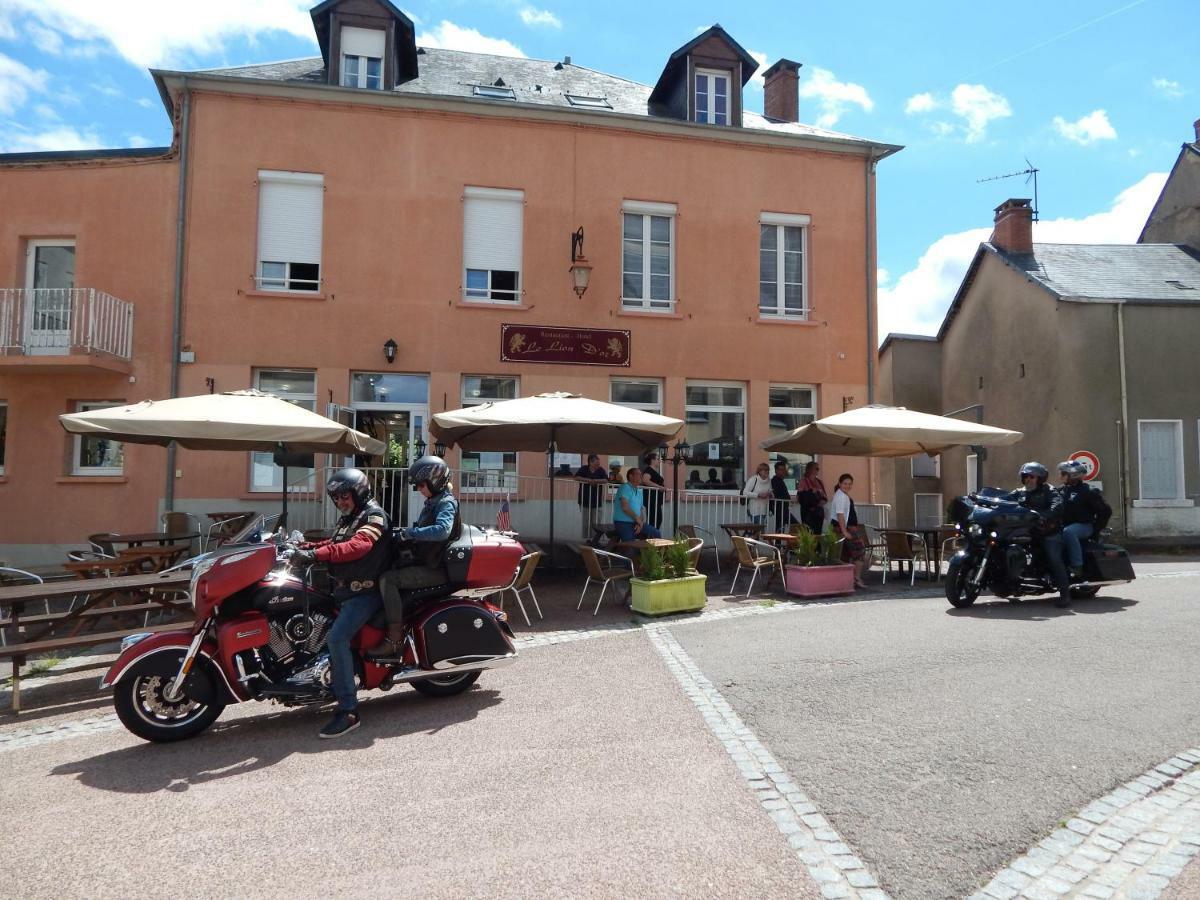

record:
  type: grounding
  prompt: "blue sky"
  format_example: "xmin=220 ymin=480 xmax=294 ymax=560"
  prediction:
xmin=0 ymin=0 xmax=1194 ymax=340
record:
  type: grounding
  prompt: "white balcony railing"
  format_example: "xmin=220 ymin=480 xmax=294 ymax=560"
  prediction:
xmin=0 ymin=288 xmax=134 ymax=360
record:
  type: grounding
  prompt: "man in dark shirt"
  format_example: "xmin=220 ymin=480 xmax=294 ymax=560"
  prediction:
xmin=575 ymin=453 xmax=610 ymax=542
xmin=770 ymin=460 xmax=795 ymax=532
xmin=641 ymin=450 xmax=665 ymax=531
xmin=1006 ymin=461 xmax=1070 ymax=607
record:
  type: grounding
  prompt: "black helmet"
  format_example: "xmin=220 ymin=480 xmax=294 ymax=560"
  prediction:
xmin=326 ymin=468 xmax=372 ymax=508
xmin=1059 ymin=460 xmax=1086 ymax=480
xmin=409 ymin=454 xmax=450 ymax=493
xmin=1019 ymin=461 xmax=1048 ymax=484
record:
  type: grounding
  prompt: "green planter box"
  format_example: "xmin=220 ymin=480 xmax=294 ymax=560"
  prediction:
xmin=630 ymin=574 xmax=708 ymax=616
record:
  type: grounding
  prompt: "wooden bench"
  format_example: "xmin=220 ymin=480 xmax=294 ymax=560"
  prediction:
xmin=1 ymin=600 xmax=189 ymax=631
xmin=0 ymin=621 xmax=190 ymax=712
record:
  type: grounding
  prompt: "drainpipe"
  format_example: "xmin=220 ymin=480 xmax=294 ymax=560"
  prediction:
xmin=1117 ymin=302 xmax=1132 ymax=538
xmin=865 ymin=151 xmax=878 ymax=404
xmin=165 ymin=78 xmax=191 ymax=511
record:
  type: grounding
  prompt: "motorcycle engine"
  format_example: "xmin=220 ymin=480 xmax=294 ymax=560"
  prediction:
xmin=1005 ymin=545 xmax=1031 ymax=581
xmin=266 ymin=612 xmax=331 ymax=664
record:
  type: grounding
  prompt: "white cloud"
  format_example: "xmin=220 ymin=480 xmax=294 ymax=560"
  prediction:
xmin=0 ymin=15 xmax=16 ymax=41
xmin=1151 ymin=77 xmax=1185 ymax=99
xmin=877 ymin=267 xmax=890 ymax=287
xmin=878 ymin=172 xmax=1168 ymax=340
xmin=519 ymin=7 xmax=561 ymax=29
xmin=0 ymin=124 xmax=102 ymax=153
xmin=904 ymin=92 xmax=936 ymax=114
xmin=1053 ymin=109 xmax=1117 ymax=146
xmin=26 ymin=21 xmax=63 ymax=54
xmin=136 ymin=97 xmax=155 ymax=109
xmin=950 ymin=83 xmax=1011 ymax=143
xmin=0 ymin=52 xmax=48 ymax=115
xmin=747 ymin=50 xmax=768 ymax=89
xmin=2 ymin=0 xmax=315 ymax=68
xmin=33 ymin=102 xmax=59 ymax=120
xmin=798 ymin=67 xmax=873 ymax=129
xmin=126 ymin=133 xmax=152 ymax=147
xmin=417 ymin=21 xmax=525 ymax=57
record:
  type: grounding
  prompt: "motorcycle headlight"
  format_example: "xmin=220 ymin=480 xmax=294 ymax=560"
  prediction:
xmin=967 ymin=523 xmax=983 ymax=538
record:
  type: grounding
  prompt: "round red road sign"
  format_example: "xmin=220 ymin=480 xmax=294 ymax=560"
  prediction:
xmin=1069 ymin=450 xmax=1100 ymax=481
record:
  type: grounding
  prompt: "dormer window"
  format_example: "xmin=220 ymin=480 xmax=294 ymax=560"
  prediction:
xmin=473 ymin=84 xmax=516 ymax=101
xmin=694 ymin=68 xmax=730 ymax=125
xmin=340 ymin=26 xmax=385 ymax=90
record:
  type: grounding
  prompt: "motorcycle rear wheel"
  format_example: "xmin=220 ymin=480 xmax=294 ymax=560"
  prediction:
xmin=409 ymin=670 xmax=481 ymax=697
xmin=113 ymin=672 xmax=225 ymax=743
xmin=945 ymin=558 xmax=979 ymax=608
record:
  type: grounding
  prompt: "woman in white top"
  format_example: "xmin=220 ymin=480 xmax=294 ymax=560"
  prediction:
xmin=829 ymin=473 xmax=869 ymax=589
xmin=742 ymin=462 xmax=772 ymax=524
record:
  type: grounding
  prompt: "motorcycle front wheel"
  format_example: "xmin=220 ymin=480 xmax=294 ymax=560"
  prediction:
xmin=409 ymin=670 xmax=481 ymax=697
xmin=113 ymin=671 xmax=225 ymax=743
xmin=945 ymin=557 xmax=980 ymax=608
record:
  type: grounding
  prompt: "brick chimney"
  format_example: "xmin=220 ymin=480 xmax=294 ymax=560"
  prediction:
xmin=763 ymin=58 xmax=802 ymax=123
xmin=990 ymin=198 xmax=1034 ymax=254
xmin=1193 ymin=117 xmax=1200 ymax=142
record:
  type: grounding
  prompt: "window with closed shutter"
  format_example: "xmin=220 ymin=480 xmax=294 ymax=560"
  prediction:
xmin=914 ymin=493 xmax=944 ymax=528
xmin=463 ymin=187 xmax=523 ymax=303
xmin=1138 ymin=420 xmax=1184 ymax=499
xmin=257 ymin=171 xmax=323 ymax=292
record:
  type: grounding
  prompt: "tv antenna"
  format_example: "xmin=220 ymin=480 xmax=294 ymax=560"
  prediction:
xmin=977 ymin=159 xmax=1040 ymax=221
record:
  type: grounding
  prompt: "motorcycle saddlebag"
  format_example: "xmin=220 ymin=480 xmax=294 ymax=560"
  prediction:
xmin=1083 ymin=543 xmax=1135 ymax=583
xmin=420 ymin=603 xmax=512 ymax=668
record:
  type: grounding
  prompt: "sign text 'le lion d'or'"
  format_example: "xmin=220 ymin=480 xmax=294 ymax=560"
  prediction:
xmin=500 ymin=324 xmax=631 ymax=367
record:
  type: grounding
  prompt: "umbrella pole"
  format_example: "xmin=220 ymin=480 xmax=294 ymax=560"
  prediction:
xmin=280 ymin=442 xmax=289 ymax=532
xmin=547 ymin=432 xmax=556 ymax=565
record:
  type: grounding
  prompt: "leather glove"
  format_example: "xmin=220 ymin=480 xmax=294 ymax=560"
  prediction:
xmin=291 ymin=548 xmax=317 ymax=567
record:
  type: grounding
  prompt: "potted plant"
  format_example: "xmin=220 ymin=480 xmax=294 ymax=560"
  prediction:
xmin=630 ymin=538 xmax=708 ymax=616
xmin=783 ymin=526 xmax=855 ymax=598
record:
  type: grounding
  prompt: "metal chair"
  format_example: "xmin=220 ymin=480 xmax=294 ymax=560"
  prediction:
xmin=0 ymin=567 xmax=45 ymax=645
xmin=577 ymin=545 xmax=635 ymax=615
xmin=88 ymin=533 xmax=119 ymax=557
xmin=491 ymin=551 xmax=544 ymax=626
xmin=161 ymin=511 xmax=201 ymax=553
xmin=682 ymin=537 xmax=705 ymax=574
xmin=938 ymin=529 xmax=963 ymax=582
xmin=676 ymin=524 xmax=720 ymax=573
xmin=729 ymin=536 xmax=781 ymax=597
xmin=881 ymin=531 xmax=930 ymax=586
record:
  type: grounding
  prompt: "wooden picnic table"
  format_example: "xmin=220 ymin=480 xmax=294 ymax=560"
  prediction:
xmin=0 ymin=569 xmax=191 ymax=712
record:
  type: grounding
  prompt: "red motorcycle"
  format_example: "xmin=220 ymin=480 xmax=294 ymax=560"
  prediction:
xmin=101 ymin=525 xmax=525 ymax=742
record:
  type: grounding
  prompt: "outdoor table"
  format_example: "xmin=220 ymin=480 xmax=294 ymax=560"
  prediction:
xmin=878 ymin=525 xmax=956 ymax=580
xmin=719 ymin=522 xmax=766 ymax=562
xmin=0 ymin=570 xmax=191 ymax=712
xmin=107 ymin=531 xmax=200 ymax=548
xmin=613 ymin=537 xmax=676 ymax=574
xmin=761 ymin=532 xmax=799 ymax=552
xmin=115 ymin=544 xmax=190 ymax=573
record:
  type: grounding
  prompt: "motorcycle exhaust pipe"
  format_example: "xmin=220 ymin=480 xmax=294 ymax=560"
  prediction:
xmin=386 ymin=653 xmax=518 ymax=683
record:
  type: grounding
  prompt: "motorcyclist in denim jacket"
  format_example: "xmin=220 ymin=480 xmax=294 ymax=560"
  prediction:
xmin=1005 ymin=461 xmax=1072 ymax=607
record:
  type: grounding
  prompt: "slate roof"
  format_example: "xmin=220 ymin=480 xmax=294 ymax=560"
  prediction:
xmin=993 ymin=242 xmax=1200 ymax=303
xmin=189 ymin=48 xmax=895 ymax=150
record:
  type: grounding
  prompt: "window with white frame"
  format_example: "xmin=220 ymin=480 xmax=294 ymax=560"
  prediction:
xmin=767 ymin=384 xmax=816 ymax=487
xmin=759 ymin=213 xmax=809 ymax=319
xmin=73 ymin=402 xmax=124 ymax=475
xmin=256 ymin=170 xmax=323 ymax=292
xmin=0 ymin=402 xmax=7 ymax=474
xmin=463 ymin=187 xmax=523 ymax=304
xmin=609 ymin=378 xmax=663 ymax=470
xmin=685 ymin=382 xmax=745 ymax=490
xmin=459 ymin=376 xmax=518 ymax=490
xmin=911 ymin=454 xmax=940 ymax=478
xmin=1138 ymin=420 xmax=1185 ymax=500
xmin=966 ymin=454 xmax=978 ymax=495
xmin=340 ymin=26 xmax=384 ymax=90
xmin=694 ymin=68 xmax=730 ymax=125
xmin=251 ymin=370 xmax=316 ymax=492
xmin=914 ymin=493 xmax=944 ymax=529
xmin=622 ymin=201 xmax=675 ymax=311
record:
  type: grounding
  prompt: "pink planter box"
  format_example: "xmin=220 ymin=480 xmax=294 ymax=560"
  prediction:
xmin=784 ymin=564 xmax=855 ymax=598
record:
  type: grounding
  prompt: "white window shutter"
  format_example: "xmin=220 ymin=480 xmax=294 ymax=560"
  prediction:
xmin=463 ymin=188 xmax=523 ymax=272
xmin=1140 ymin=422 xmax=1181 ymax=499
xmin=258 ymin=172 xmax=323 ymax=265
xmin=341 ymin=26 xmax=385 ymax=59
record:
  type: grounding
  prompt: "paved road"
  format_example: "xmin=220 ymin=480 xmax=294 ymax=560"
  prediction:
xmin=673 ymin=566 xmax=1200 ymax=898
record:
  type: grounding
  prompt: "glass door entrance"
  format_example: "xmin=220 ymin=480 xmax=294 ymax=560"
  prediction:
xmin=25 ymin=240 xmax=75 ymax=354
xmin=351 ymin=407 xmax=426 ymax=526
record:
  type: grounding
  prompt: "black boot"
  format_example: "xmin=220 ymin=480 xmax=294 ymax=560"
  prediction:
xmin=365 ymin=623 xmax=405 ymax=659
xmin=319 ymin=710 xmax=360 ymax=739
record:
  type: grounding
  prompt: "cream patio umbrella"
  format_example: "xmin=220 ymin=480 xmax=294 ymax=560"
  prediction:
xmin=60 ymin=390 xmax=386 ymax=526
xmin=431 ymin=392 xmax=685 ymax=557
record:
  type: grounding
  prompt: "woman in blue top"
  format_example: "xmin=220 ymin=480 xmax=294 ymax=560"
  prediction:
xmin=613 ymin=467 xmax=662 ymax=541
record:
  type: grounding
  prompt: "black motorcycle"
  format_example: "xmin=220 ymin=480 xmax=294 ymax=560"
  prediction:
xmin=944 ymin=489 xmax=1135 ymax=609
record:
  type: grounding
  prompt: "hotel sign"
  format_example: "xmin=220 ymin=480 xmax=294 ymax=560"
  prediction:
xmin=500 ymin=324 xmax=631 ymax=367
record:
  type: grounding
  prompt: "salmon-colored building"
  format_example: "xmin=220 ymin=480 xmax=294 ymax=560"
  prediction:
xmin=0 ymin=1 xmax=899 ymax=566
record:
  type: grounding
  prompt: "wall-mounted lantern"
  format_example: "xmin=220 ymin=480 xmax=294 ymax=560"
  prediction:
xmin=569 ymin=227 xmax=592 ymax=298
xmin=383 ymin=338 xmax=398 ymax=364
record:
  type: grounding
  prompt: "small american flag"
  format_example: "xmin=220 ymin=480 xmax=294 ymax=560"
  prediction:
xmin=496 ymin=496 xmax=512 ymax=532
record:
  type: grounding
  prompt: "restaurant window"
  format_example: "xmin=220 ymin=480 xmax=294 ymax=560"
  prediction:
xmin=609 ymin=378 xmax=663 ymax=470
xmin=340 ymin=26 xmax=384 ymax=90
xmin=622 ymin=201 xmax=675 ymax=312
xmin=759 ymin=213 xmax=809 ymax=319
xmin=684 ymin=382 xmax=744 ymax=491
xmin=72 ymin=401 xmax=125 ymax=475
xmin=463 ymin=187 xmax=523 ymax=304
xmin=767 ymin=384 xmax=816 ymax=490
xmin=0 ymin=402 xmax=7 ymax=474
xmin=256 ymin=170 xmax=323 ymax=292
xmin=694 ymin=68 xmax=730 ymax=125
xmin=459 ymin=376 xmax=518 ymax=491
xmin=250 ymin=369 xmax=316 ymax=492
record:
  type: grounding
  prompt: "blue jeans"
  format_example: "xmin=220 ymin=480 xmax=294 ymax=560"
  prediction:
xmin=614 ymin=520 xmax=662 ymax=541
xmin=1040 ymin=533 xmax=1070 ymax=598
xmin=749 ymin=513 xmax=767 ymax=525
xmin=1062 ymin=523 xmax=1093 ymax=569
xmin=327 ymin=590 xmax=382 ymax=712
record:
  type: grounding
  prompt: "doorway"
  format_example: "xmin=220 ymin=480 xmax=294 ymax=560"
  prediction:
xmin=24 ymin=239 xmax=75 ymax=354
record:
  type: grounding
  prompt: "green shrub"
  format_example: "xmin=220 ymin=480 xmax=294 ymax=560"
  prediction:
xmin=664 ymin=538 xmax=692 ymax=578
xmin=639 ymin=545 xmax=667 ymax=581
xmin=788 ymin=525 xmax=843 ymax=567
